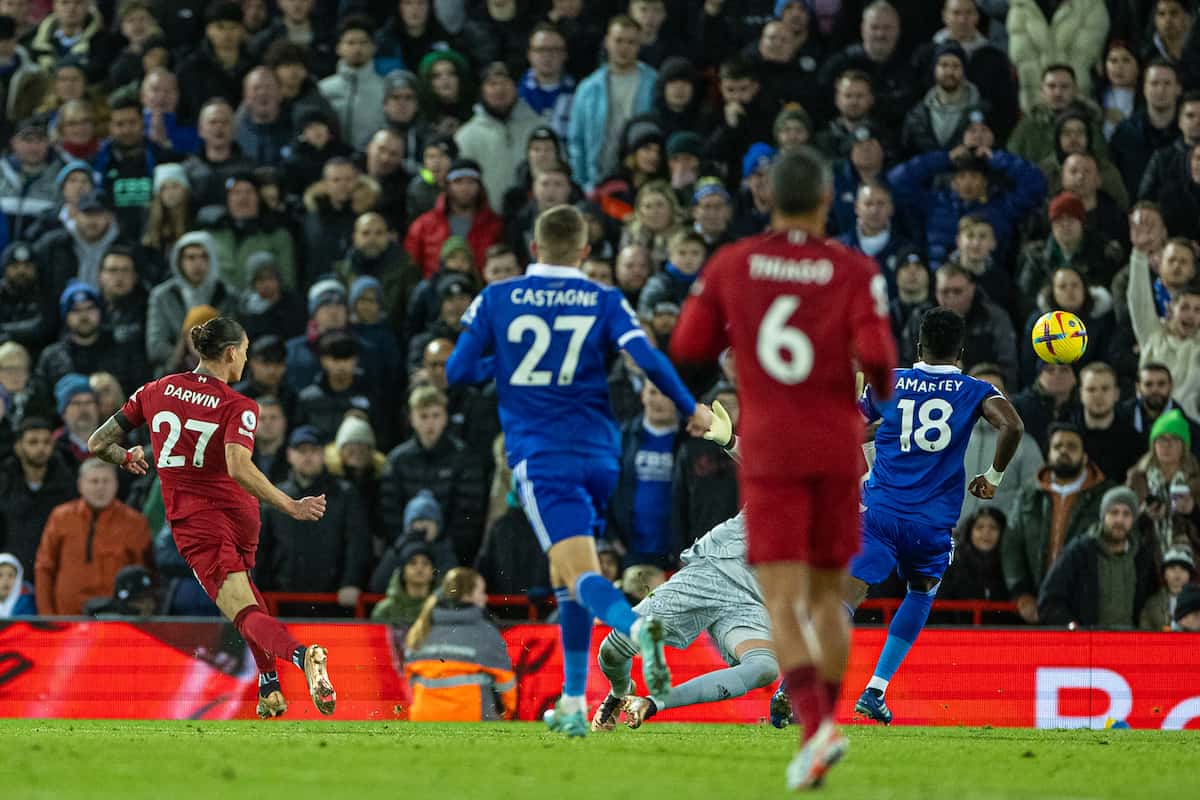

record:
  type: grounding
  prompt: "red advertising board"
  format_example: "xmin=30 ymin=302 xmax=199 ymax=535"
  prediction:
xmin=1 ymin=621 xmax=1197 ymax=729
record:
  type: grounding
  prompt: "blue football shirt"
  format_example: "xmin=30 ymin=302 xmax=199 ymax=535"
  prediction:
xmin=447 ymin=264 xmax=646 ymax=465
xmin=861 ymin=362 xmax=1002 ymax=530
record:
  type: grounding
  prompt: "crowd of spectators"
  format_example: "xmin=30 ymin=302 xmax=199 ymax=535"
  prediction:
xmin=0 ymin=0 xmax=1199 ymax=633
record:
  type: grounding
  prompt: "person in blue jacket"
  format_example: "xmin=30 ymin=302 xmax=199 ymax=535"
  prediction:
xmin=887 ymin=144 xmax=1047 ymax=269
xmin=0 ymin=552 xmax=36 ymax=617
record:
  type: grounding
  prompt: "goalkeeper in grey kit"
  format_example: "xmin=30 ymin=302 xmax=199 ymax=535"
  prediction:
xmin=591 ymin=401 xmax=779 ymax=730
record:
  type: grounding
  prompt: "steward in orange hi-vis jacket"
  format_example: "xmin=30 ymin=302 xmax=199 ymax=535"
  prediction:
xmin=404 ymin=567 xmax=516 ymax=721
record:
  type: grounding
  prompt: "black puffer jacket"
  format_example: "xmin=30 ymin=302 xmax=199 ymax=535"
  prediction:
xmin=256 ymin=471 xmax=372 ymax=592
xmin=381 ymin=433 xmax=488 ymax=566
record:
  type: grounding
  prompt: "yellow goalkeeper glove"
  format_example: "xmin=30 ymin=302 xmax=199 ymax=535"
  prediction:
xmin=703 ymin=400 xmax=734 ymax=448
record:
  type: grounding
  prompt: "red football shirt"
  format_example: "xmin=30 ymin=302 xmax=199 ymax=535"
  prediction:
xmin=120 ymin=372 xmax=260 ymax=521
xmin=671 ymin=229 xmax=897 ymax=480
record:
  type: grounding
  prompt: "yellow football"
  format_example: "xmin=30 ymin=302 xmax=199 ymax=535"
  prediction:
xmin=1031 ymin=310 xmax=1088 ymax=365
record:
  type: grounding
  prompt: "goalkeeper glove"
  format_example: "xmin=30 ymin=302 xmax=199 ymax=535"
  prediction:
xmin=703 ymin=400 xmax=734 ymax=448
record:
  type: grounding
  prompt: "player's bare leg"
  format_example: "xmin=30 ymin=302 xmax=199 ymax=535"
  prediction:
xmin=215 ymin=571 xmax=336 ymax=716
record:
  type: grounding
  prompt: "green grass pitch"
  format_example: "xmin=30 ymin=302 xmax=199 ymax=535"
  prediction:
xmin=4 ymin=720 xmax=1196 ymax=800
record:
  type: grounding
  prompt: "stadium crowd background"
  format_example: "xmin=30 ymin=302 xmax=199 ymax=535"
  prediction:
xmin=0 ymin=0 xmax=1199 ymax=634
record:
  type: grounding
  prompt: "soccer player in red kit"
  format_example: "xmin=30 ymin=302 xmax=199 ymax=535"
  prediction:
xmin=87 ymin=317 xmax=336 ymax=719
xmin=671 ymin=149 xmax=896 ymax=790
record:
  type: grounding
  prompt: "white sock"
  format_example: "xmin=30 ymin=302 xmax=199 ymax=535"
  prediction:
xmin=867 ymin=676 xmax=889 ymax=695
xmin=559 ymin=694 xmax=586 ymax=714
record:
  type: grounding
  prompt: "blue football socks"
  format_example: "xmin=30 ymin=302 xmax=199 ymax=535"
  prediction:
xmin=870 ymin=584 xmax=937 ymax=690
xmin=574 ymin=571 xmax=639 ymax=636
xmin=554 ymin=587 xmax=592 ymax=697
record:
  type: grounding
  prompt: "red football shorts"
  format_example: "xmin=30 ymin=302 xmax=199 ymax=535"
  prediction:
xmin=742 ymin=474 xmax=861 ymax=568
xmin=172 ymin=505 xmax=262 ymax=601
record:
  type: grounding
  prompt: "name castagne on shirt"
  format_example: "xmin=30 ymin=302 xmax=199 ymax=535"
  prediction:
xmin=509 ymin=287 xmax=600 ymax=306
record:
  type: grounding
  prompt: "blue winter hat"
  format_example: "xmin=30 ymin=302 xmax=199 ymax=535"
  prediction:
xmin=59 ymin=280 xmax=102 ymax=319
xmin=742 ymin=142 xmax=777 ymax=180
xmin=775 ymin=0 xmax=806 ymax=17
xmin=54 ymin=372 xmax=95 ymax=415
xmin=349 ymin=275 xmax=383 ymax=307
xmin=403 ymin=489 xmax=443 ymax=532
xmin=55 ymin=160 xmax=95 ymax=193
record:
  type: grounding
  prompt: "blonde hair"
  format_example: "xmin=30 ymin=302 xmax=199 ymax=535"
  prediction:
xmin=0 ymin=341 xmax=31 ymax=369
xmin=534 ymin=205 xmax=588 ymax=265
xmin=405 ymin=567 xmax=483 ymax=652
xmin=142 ymin=184 xmax=191 ymax=254
xmin=408 ymin=385 xmax=448 ymax=412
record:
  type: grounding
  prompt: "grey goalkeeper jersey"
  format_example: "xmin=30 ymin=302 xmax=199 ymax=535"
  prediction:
xmin=678 ymin=511 xmax=762 ymax=603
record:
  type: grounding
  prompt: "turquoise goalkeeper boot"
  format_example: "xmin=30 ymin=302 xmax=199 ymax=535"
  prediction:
xmin=633 ymin=615 xmax=671 ymax=698
xmin=544 ymin=698 xmax=588 ymax=738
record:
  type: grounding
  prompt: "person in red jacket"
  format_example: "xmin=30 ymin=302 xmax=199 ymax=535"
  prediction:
xmin=405 ymin=158 xmax=503 ymax=278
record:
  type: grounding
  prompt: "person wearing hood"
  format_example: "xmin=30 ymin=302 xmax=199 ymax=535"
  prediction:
xmin=257 ymin=424 xmax=371 ymax=608
xmin=454 ymin=62 xmax=544 ymax=215
xmin=199 ymin=170 xmax=297 ymax=292
xmin=938 ymin=509 xmax=1012 ymax=619
xmin=374 ymin=0 xmax=457 ymax=76
xmin=1140 ymin=545 xmax=1198 ymax=630
xmin=317 ymin=16 xmax=387 ymax=152
xmin=336 ymin=211 xmax=422 ymax=340
xmin=519 ymin=23 xmax=576 ymax=138
xmin=372 ymin=489 xmax=459 ymax=594
xmin=404 ymin=566 xmax=516 ymax=721
xmin=1036 ymin=109 xmax=1128 ymax=211
xmin=417 ymin=48 xmax=476 ymax=129
xmin=0 ymin=551 xmax=36 ymax=617
xmin=144 ymin=230 xmax=237 ymax=375
xmin=236 ymin=251 xmax=307 ymax=343
xmin=900 ymin=42 xmax=983 ymax=157
xmin=174 ymin=1 xmax=255 ymax=120
xmin=0 ymin=116 xmax=66 ymax=242
xmin=648 ymin=56 xmax=710 ymax=139
xmin=34 ymin=284 xmax=135 ymax=394
xmin=1003 ymin=423 xmax=1116 ymax=623
xmin=370 ymin=540 xmax=437 ymax=624
xmin=0 ymin=241 xmax=55 ymax=356
xmin=1038 ymin=486 xmax=1157 ymax=628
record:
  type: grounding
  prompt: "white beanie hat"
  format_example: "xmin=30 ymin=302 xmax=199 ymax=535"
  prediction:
xmin=335 ymin=415 xmax=376 ymax=450
xmin=154 ymin=163 xmax=190 ymax=194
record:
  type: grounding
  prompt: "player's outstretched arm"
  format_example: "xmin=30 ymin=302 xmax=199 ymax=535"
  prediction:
xmin=968 ymin=395 xmax=1025 ymax=500
xmin=226 ymin=443 xmax=327 ymax=521
xmin=622 ymin=335 xmax=703 ymax=423
xmin=87 ymin=413 xmax=148 ymax=475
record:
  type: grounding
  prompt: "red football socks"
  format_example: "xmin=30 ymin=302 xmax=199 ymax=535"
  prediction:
xmin=822 ymin=679 xmax=842 ymax=720
xmin=233 ymin=606 xmax=304 ymax=668
xmin=786 ymin=665 xmax=827 ymax=743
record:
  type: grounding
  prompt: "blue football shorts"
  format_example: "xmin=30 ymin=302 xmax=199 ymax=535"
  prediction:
xmin=850 ymin=505 xmax=953 ymax=585
xmin=512 ymin=453 xmax=619 ymax=551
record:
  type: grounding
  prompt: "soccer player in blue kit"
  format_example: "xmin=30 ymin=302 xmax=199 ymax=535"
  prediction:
xmin=773 ymin=308 xmax=1024 ymax=728
xmin=446 ymin=205 xmax=713 ymax=737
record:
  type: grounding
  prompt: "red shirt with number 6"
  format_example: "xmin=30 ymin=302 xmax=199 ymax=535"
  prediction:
xmin=670 ymin=229 xmax=897 ymax=480
xmin=119 ymin=372 xmax=260 ymax=520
